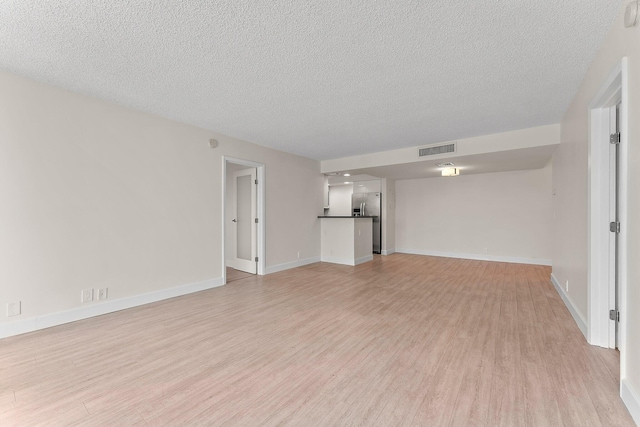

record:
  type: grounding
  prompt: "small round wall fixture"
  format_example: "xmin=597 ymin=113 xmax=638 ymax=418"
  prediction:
xmin=209 ymin=138 xmax=219 ymax=149
xmin=625 ymin=1 xmax=638 ymax=28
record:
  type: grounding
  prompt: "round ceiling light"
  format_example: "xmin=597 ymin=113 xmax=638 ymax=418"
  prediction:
xmin=441 ymin=167 xmax=460 ymax=177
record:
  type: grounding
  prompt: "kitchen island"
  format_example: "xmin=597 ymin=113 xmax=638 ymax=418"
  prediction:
xmin=317 ymin=216 xmax=374 ymax=266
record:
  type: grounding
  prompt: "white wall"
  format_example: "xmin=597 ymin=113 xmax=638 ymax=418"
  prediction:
xmin=396 ymin=166 xmax=552 ymax=265
xmin=382 ymin=178 xmax=395 ymax=254
xmin=553 ymin=3 xmax=640 ymax=421
xmin=0 ymin=70 xmax=321 ymax=334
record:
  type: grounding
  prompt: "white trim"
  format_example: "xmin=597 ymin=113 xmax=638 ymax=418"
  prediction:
xmin=222 ymin=156 xmax=266 ymax=281
xmin=0 ymin=277 xmax=224 ymax=339
xmin=320 ymin=254 xmax=373 ymax=266
xmin=381 ymin=249 xmax=396 ymax=256
xmin=550 ymin=273 xmax=588 ymax=339
xmin=621 ymin=379 xmax=640 ymax=425
xmin=355 ymin=255 xmax=374 ymax=265
xmin=618 ymin=60 xmax=629 ymax=379
xmin=396 ymin=248 xmax=551 ymax=266
xmin=587 ymin=58 xmax=628 ymax=350
xmin=264 ymin=256 xmax=321 ymax=274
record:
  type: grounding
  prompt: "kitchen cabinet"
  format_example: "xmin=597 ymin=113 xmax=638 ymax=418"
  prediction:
xmin=318 ymin=216 xmax=373 ymax=266
xmin=353 ymin=179 xmax=381 ymax=194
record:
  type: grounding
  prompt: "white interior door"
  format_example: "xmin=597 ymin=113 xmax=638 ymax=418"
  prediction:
xmin=232 ymin=168 xmax=257 ymax=274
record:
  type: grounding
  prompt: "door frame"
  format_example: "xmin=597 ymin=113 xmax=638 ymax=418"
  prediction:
xmin=222 ymin=156 xmax=266 ymax=283
xmin=230 ymin=167 xmax=257 ymax=274
xmin=587 ymin=58 xmax=628 ymax=359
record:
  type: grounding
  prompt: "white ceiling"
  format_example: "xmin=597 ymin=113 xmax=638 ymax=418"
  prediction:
xmin=0 ymin=1 xmax=622 ymax=160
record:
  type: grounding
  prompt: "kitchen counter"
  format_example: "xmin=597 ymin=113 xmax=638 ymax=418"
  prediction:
xmin=317 ymin=215 xmax=378 ymax=218
xmin=319 ymin=217 xmax=373 ymax=266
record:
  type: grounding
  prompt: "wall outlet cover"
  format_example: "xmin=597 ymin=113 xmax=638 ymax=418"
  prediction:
xmin=7 ymin=301 xmax=21 ymax=317
xmin=97 ymin=288 xmax=108 ymax=300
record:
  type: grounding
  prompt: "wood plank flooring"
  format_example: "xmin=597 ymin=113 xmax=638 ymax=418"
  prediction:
xmin=0 ymin=254 xmax=634 ymax=426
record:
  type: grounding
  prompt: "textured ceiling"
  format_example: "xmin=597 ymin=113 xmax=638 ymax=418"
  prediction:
xmin=0 ymin=0 xmax=623 ymax=160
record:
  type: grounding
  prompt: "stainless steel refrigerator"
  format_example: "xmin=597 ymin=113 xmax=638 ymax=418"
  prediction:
xmin=352 ymin=192 xmax=381 ymax=254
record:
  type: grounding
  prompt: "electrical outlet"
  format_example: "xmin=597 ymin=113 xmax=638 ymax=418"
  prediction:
xmin=97 ymin=288 xmax=108 ymax=300
xmin=483 ymin=248 xmax=488 ymax=254
xmin=6 ymin=301 xmax=21 ymax=317
xmin=297 ymin=251 xmax=301 ymax=259
xmin=565 ymin=280 xmax=569 ymax=292
xmin=81 ymin=289 xmax=93 ymax=303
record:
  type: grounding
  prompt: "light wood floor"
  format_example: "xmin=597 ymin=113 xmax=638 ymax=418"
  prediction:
xmin=0 ymin=255 xmax=634 ymax=426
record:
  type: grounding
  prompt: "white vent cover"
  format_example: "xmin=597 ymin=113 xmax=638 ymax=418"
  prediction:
xmin=418 ymin=143 xmax=456 ymax=157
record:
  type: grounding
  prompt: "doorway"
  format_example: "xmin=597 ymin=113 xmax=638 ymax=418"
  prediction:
xmin=587 ymin=58 xmax=628 ymax=356
xmin=223 ymin=157 xmax=266 ymax=283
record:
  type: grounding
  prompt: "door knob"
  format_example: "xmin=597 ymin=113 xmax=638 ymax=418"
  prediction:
xmin=232 ymin=219 xmax=237 ymax=222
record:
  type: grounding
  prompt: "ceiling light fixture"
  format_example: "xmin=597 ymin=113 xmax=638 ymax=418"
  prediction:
xmin=343 ymin=173 xmax=351 ymax=176
xmin=441 ymin=167 xmax=460 ymax=177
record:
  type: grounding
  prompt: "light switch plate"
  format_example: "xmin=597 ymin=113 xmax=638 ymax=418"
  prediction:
xmin=81 ymin=289 xmax=93 ymax=303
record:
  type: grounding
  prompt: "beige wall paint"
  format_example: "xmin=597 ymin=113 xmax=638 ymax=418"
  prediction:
xmin=553 ymin=2 xmax=640 ymax=410
xmin=396 ymin=166 xmax=552 ymax=263
xmin=0 ymin=71 xmax=321 ymax=327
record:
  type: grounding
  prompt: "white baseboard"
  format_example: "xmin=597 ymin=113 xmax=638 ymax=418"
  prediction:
xmin=381 ymin=249 xmax=396 ymax=256
xmin=550 ymin=273 xmax=588 ymax=340
xmin=396 ymin=248 xmax=552 ymax=266
xmin=0 ymin=277 xmax=224 ymax=339
xmin=321 ymin=254 xmax=373 ymax=266
xmin=320 ymin=255 xmax=354 ymax=266
xmin=622 ymin=379 xmax=640 ymax=425
xmin=355 ymin=254 xmax=374 ymax=265
xmin=264 ymin=256 xmax=320 ymax=274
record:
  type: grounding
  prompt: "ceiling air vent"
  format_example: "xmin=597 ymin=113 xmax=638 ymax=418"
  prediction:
xmin=418 ymin=143 xmax=456 ymax=157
